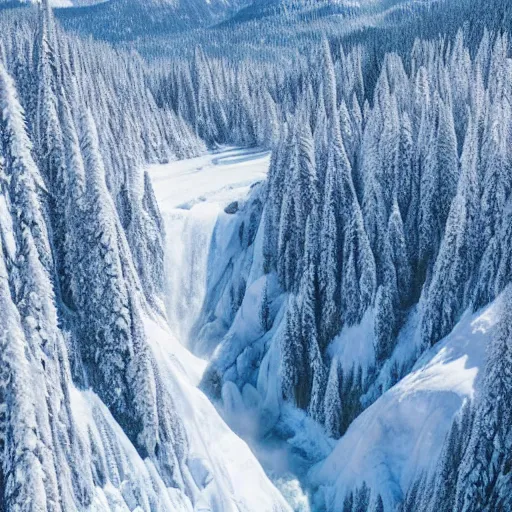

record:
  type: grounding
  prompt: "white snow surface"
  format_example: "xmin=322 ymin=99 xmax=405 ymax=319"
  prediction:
xmin=143 ymin=312 xmax=291 ymax=512
xmin=309 ymin=297 xmax=503 ymax=511
xmin=148 ymin=146 xmax=269 ymax=210
xmin=67 ymin=308 xmax=290 ymax=512
xmin=327 ymin=309 xmax=376 ymax=381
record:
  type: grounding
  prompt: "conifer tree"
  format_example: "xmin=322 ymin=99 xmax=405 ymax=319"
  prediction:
xmin=78 ymin=109 xmax=132 ymax=414
xmin=260 ymin=279 xmax=271 ymax=332
xmin=324 ymin=357 xmax=343 ymax=438
xmin=280 ymin=295 xmax=305 ymax=405
xmin=422 ymin=111 xmax=479 ymax=347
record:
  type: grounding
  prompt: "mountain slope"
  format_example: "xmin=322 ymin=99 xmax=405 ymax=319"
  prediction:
xmin=309 ymin=298 xmax=502 ymax=510
xmin=55 ymin=0 xmax=250 ymax=41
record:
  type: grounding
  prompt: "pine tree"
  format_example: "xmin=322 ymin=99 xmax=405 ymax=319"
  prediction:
xmin=300 ymin=217 xmax=326 ymax=420
xmin=473 ymin=97 xmax=511 ymax=308
xmin=277 ymin=185 xmax=298 ymax=291
xmin=370 ymin=495 xmax=385 ymax=512
xmin=277 ymin=124 xmax=300 ymax=290
xmin=127 ymin=295 xmax=159 ymax=458
xmin=374 ymin=285 xmax=396 ymax=363
xmin=0 ymin=58 xmax=56 ymax=512
xmin=263 ymin=126 xmax=288 ymax=273
xmin=259 ymin=279 xmax=271 ymax=332
xmin=58 ymin=65 xmax=88 ymax=310
xmin=387 ymin=200 xmax=411 ymax=308
xmin=0 ymin=263 xmax=49 ymax=512
xmin=378 ymin=89 xmax=399 ymax=209
xmin=314 ymin=90 xmax=329 ymax=187
xmin=418 ymin=118 xmax=439 ymax=275
xmin=422 ymin=111 xmax=480 ymax=348
xmin=0 ymin=56 xmax=97 ymax=511
xmin=342 ymin=491 xmax=354 ymax=512
xmin=353 ymin=482 xmax=370 ymax=512
xmin=280 ymin=295 xmax=306 ymax=406
xmin=341 ymin=199 xmax=376 ymax=326
xmin=318 ymin=137 xmax=342 ymax=346
xmin=361 ymin=102 xmax=388 ymax=272
xmin=324 ymin=357 xmax=343 ymax=438
xmin=341 ymin=232 xmax=361 ymax=326
xmin=397 ymin=112 xmax=413 ymax=229
xmin=321 ymin=38 xmax=337 ymax=122
xmin=427 ymin=405 xmax=473 ymax=512
xmin=0 ymin=60 xmax=51 ymax=268
xmin=78 ymin=110 xmax=132 ymax=415
xmin=436 ymin=97 xmax=459 ymax=232
xmin=493 ymin=202 xmax=512 ymax=298
xmin=293 ymin=119 xmax=318 ymax=253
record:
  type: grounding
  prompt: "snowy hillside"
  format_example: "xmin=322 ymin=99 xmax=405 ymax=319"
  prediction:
xmin=310 ymin=298 xmax=502 ymax=510
xmin=54 ymin=0 xmax=252 ymax=43
xmin=0 ymin=5 xmax=287 ymax=510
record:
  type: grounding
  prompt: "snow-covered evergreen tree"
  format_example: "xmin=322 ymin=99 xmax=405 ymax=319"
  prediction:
xmin=280 ymin=294 xmax=305 ymax=406
xmin=455 ymin=287 xmax=512 ymax=511
xmin=324 ymin=357 xmax=343 ymax=438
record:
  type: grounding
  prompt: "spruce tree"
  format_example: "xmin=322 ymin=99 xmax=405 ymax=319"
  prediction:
xmin=280 ymin=295 xmax=306 ymax=406
xmin=324 ymin=357 xmax=343 ymax=438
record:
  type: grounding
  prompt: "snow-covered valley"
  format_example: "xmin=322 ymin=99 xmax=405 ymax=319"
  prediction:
xmin=147 ymin=148 xmax=503 ymax=512
xmin=149 ymin=147 xmax=318 ymax=510
xmin=2 ymin=0 xmax=512 ymax=509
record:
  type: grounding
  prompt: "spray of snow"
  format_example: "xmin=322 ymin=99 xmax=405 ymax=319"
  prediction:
xmin=147 ymin=147 xmax=269 ymax=346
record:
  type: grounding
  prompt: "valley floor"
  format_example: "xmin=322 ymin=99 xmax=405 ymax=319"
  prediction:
xmin=148 ymin=147 xmax=314 ymax=509
xmin=148 ymin=146 xmax=270 ymax=211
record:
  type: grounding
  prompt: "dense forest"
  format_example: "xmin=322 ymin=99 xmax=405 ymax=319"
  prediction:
xmin=0 ymin=0 xmax=511 ymax=510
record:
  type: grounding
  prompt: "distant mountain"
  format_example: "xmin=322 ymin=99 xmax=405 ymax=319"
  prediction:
xmin=0 ymin=0 xmax=107 ymax=7
xmin=0 ymin=0 xmax=251 ymax=36
xmin=54 ymin=0 xmax=251 ymax=41
xmin=221 ymin=0 xmax=436 ymax=27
